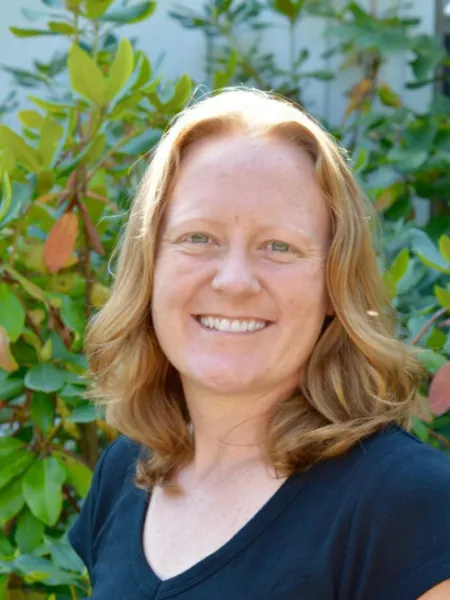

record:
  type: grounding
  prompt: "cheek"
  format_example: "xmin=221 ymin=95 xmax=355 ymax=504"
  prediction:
xmin=276 ymin=262 xmax=328 ymax=308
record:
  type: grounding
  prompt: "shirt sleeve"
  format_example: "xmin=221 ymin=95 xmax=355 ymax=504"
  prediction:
xmin=343 ymin=442 xmax=450 ymax=600
xmin=68 ymin=439 xmax=118 ymax=586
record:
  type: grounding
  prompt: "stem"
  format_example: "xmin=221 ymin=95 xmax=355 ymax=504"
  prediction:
xmin=427 ymin=428 xmax=450 ymax=448
xmin=63 ymin=485 xmax=81 ymax=513
xmin=410 ymin=307 xmax=448 ymax=345
xmin=70 ymin=585 xmax=78 ymax=600
xmin=289 ymin=21 xmax=296 ymax=81
xmin=92 ymin=21 xmax=100 ymax=61
xmin=73 ymin=4 xmax=80 ymax=45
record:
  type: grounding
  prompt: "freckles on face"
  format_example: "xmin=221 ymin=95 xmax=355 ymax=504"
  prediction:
xmin=151 ymin=132 xmax=332 ymax=395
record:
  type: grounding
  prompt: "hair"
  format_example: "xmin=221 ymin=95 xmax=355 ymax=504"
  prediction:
xmin=85 ymin=87 xmax=425 ymax=490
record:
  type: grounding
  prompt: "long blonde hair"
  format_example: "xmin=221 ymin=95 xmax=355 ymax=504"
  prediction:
xmin=85 ymin=88 xmax=424 ymax=489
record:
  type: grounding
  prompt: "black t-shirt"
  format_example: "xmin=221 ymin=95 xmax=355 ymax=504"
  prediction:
xmin=68 ymin=425 xmax=450 ymax=599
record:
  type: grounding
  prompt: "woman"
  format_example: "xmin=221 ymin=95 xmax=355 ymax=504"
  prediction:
xmin=69 ymin=88 xmax=450 ymax=599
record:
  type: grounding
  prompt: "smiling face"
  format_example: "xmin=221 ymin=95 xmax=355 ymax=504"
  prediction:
xmin=151 ymin=133 xmax=333 ymax=401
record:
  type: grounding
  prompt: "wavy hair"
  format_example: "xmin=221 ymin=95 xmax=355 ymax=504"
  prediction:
xmin=85 ymin=88 xmax=424 ymax=489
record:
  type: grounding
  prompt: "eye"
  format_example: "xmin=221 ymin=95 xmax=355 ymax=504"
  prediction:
xmin=183 ymin=233 xmax=211 ymax=244
xmin=267 ymin=241 xmax=295 ymax=253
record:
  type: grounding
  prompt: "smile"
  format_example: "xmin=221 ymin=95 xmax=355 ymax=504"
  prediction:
xmin=195 ymin=316 xmax=270 ymax=333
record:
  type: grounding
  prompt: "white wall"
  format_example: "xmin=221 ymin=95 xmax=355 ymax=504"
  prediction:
xmin=0 ymin=0 xmax=437 ymax=127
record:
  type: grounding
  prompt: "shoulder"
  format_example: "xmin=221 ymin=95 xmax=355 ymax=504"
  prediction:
xmin=342 ymin=428 xmax=450 ymax=545
xmin=354 ymin=425 xmax=450 ymax=498
xmin=337 ymin=427 xmax=450 ymax=599
xmin=99 ymin=435 xmax=141 ymax=473
xmin=94 ymin=435 xmax=142 ymax=496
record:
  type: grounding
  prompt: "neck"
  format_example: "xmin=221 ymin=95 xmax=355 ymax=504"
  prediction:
xmin=181 ymin=379 xmax=297 ymax=480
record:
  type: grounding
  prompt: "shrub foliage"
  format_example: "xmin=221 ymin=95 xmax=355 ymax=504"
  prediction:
xmin=0 ymin=1 xmax=449 ymax=598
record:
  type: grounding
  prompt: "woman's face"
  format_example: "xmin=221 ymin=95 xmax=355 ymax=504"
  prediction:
xmin=152 ymin=133 xmax=333 ymax=399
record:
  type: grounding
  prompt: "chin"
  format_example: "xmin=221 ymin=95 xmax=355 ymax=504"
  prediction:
xmin=187 ymin=368 xmax=263 ymax=396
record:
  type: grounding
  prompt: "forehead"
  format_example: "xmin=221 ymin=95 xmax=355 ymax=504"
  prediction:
xmin=164 ymin=133 xmax=330 ymax=241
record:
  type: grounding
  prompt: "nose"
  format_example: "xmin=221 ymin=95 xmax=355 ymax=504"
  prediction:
xmin=211 ymin=248 xmax=261 ymax=297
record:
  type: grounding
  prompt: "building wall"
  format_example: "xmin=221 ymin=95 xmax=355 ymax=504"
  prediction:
xmin=0 ymin=0 xmax=438 ymax=126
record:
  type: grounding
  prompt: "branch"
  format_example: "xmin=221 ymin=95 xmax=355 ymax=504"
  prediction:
xmin=410 ymin=307 xmax=448 ymax=345
xmin=63 ymin=485 xmax=81 ymax=513
xmin=427 ymin=428 xmax=450 ymax=449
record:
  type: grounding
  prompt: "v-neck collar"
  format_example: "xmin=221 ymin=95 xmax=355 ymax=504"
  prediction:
xmin=130 ymin=470 xmax=310 ymax=599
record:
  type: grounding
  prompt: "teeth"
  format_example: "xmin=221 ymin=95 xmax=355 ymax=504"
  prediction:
xmin=198 ymin=317 xmax=267 ymax=333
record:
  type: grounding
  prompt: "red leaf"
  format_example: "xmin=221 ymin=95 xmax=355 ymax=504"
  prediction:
xmin=43 ymin=212 xmax=78 ymax=273
xmin=428 ymin=361 xmax=450 ymax=416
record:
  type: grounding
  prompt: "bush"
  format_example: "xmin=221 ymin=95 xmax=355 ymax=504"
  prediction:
xmin=0 ymin=1 xmax=449 ymax=598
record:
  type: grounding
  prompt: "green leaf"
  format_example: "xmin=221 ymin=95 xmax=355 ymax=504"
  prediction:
xmin=353 ymin=147 xmax=368 ymax=173
xmin=60 ymin=296 xmax=85 ymax=334
xmin=0 ymin=283 xmax=26 ymax=342
xmin=30 ymin=392 xmax=55 ymax=433
xmin=426 ymin=328 xmax=447 ymax=351
xmin=25 ymin=364 xmax=66 ymax=393
xmin=53 ymin=451 xmax=92 ymax=497
xmin=40 ymin=339 xmax=53 ymax=362
xmin=0 ymin=574 xmax=8 ymax=597
xmin=83 ymin=133 xmax=106 ymax=164
xmin=387 ymin=146 xmax=428 ymax=172
xmin=0 ymin=173 xmax=12 ymax=225
xmin=0 ymin=530 xmax=14 ymax=559
xmin=28 ymin=96 xmax=75 ymax=114
xmin=68 ymin=44 xmax=106 ymax=106
xmin=44 ymin=535 xmax=84 ymax=572
xmin=0 ymin=372 xmax=25 ymax=401
xmin=410 ymin=229 xmax=450 ymax=274
xmin=106 ymin=38 xmax=135 ymax=102
xmin=23 ymin=457 xmax=66 ymax=526
xmin=38 ymin=116 xmax=64 ymax=166
xmin=13 ymin=554 xmax=79 ymax=586
xmin=67 ymin=402 xmax=98 ymax=423
xmin=387 ymin=248 xmax=409 ymax=283
xmin=415 ymin=348 xmax=447 ymax=374
xmin=439 ymin=234 xmax=450 ymax=263
xmin=0 ymin=435 xmax=25 ymax=455
xmin=37 ymin=168 xmax=55 ymax=195
xmin=18 ymin=110 xmax=44 ymax=130
xmin=167 ymin=74 xmax=192 ymax=110
xmin=86 ymin=0 xmax=115 ymax=19
xmin=0 ymin=182 xmax=32 ymax=228
xmin=15 ymin=507 xmax=46 ymax=554
xmin=273 ymin=0 xmax=304 ymax=23
xmin=0 ymin=126 xmax=41 ymax=172
xmin=132 ymin=52 xmax=152 ymax=89
xmin=411 ymin=416 xmax=430 ymax=442
xmin=435 ymin=286 xmax=450 ymax=311
xmin=0 ymin=449 xmax=34 ymax=489
xmin=8 ymin=26 xmax=59 ymax=38
xmin=378 ymin=82 xmax=402 ymax=108
xmin=0 ymin=478 xmax=25 ymax=525
xmin=101 ymin=1 xmax=156 ymax=23
xmin=26 ymin=203 xmax=56 ymax=233
xmin=41 ymin=0 xmax=64 ymax=6
xmin=48 ymin=21 xmax=75 ymax=34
